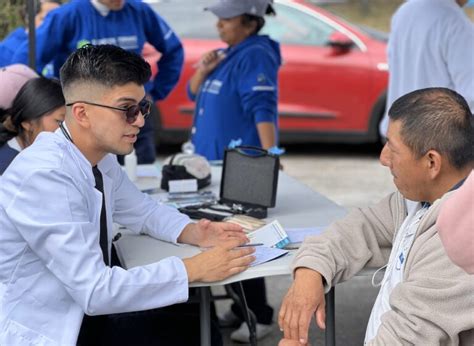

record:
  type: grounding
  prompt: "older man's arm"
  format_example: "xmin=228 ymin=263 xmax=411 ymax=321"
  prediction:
xmin=279 ymin=192 xmax=403 ymax=344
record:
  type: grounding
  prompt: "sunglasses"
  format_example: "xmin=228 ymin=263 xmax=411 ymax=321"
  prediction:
xmin=66 ymin=98 xmax=152 ymax=124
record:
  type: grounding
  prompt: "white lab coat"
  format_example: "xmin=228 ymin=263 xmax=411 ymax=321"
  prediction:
xmin=380 ymin=0 xmax=474 ymax=136
xmin=0 ymin=129 xmax=192 ymax=345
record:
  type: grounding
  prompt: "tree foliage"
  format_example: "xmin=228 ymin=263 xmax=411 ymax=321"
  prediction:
xmin=0 ymin=0 xmax=25 ymax=39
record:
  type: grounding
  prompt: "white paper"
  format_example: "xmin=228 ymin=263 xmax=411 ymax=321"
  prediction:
xmin=168 ymin=179 xmax=198 ymax=193
xmin=247 ymin=220 xmax=289 ymax=248
xmin=250 ymin=246 xmax=288 ymax=267
xmin=285 ymin=226 xmax=326 ymax=244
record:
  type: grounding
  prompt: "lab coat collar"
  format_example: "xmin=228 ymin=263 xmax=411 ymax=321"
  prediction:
xmin=55 ymin=124 xmax=119 ymax=190
xmin=55 ymin=125 xmax=95 ymax=186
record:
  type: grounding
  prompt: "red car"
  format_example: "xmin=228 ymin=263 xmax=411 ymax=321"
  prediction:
xmin=144 ymin=0 xmax=388 ymax=145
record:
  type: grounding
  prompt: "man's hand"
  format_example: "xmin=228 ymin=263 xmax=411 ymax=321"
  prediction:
xmin=278 ymin=268 xmax=326 ymax=344
xmin=183 ymin=238 xmax=255 ymax=282
xmin=178 ymin=219 xmax=248 ymax=248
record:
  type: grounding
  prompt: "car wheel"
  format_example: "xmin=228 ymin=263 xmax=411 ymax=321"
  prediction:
xmin=368 ymin=91 xmax=387 ymax=144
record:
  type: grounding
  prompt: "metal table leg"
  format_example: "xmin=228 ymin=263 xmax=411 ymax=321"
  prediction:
xmin=232 ymin=282 xmax=257 ymax=346
xmin=199 ymin=287 xmax=211 ymax=346
xmin=325 ymin=287 xmax=336 ymax=346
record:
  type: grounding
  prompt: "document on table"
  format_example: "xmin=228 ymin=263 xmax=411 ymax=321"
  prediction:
xmin=284 ymin=226 xmax=326 ymax=249
xmin=250 ymin=246 xmax=289 ymax=267
xmin=247 ymin=220 xmax=290 ymax=249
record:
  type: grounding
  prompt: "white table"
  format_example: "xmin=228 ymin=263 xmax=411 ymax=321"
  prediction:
xmin=115 ymin=165 xmax=347 ymax=345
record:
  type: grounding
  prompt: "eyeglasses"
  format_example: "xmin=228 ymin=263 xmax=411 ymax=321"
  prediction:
xmin=66 ymin=99 xmax=152 ymax=124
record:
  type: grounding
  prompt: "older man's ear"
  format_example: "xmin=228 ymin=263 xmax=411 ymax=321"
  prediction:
xmin=424 ymin=149 xmax=442 ymax=179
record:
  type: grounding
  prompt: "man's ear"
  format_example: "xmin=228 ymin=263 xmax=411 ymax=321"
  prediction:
xmin=70 ymin=103 xmax=91 ymax=129
xmin=425 ymin=149 xmax=443 ymax=179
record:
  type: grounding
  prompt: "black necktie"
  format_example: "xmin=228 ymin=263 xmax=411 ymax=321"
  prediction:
xmin=92 ymin=166 xmax=110 ymax=266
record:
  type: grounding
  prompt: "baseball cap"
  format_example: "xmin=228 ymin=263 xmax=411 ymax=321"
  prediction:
xmin=205 ymin=0 xmax=272 ymax=19
xmin=0 ymin=64 xmax=38 ymax=110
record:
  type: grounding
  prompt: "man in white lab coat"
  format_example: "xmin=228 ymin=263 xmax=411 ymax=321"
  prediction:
xmin=0 ymin=44 xmax=255 ymax=345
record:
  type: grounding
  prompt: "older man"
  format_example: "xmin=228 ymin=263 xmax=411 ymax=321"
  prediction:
xmin=279 ymin=87 xmax=474 ymax=345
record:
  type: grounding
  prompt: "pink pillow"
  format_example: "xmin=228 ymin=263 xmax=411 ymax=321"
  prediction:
xmin=437 ymin=171 xmax=474 ymax=274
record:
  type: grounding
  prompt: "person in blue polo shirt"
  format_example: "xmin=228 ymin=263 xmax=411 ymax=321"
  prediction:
xmin=187 ymin=0 xmax=281 ymax=161
xmin=187 ymin=0 xmax=282 ymax=342
xmin=12 ymin=0 xmax=184 ymax=164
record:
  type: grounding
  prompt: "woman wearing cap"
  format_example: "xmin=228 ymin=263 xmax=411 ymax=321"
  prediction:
xmin=188 ymin=0 xmax=281 ymax=161
xmin=0 ymin=77 xmax=65 ymax=174
xmin=187 ymin=0 xmax=281 ymax=342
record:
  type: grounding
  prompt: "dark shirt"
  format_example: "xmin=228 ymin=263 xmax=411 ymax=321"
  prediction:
xmin=0 ymin=143 xmax=19 ymax=174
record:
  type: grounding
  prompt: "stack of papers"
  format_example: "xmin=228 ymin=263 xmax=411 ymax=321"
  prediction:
xmin=245 ymin=220 xmax=290 ymax=266
xmin=284 ymin=226 xmax=326 ymax=249
xmin=162 ymin=191 xmax=217 ymax=208
xmin=247 ymin=220 xmax=290 ymax=249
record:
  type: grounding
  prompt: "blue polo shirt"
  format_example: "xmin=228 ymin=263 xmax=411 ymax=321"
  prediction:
xmin=12 ymin=0 xmax=183 ymax=101
xmin=188 ymin=34 xmax=281 ymax=160
xmin=0 ymin=28 xmax=26 ymax=67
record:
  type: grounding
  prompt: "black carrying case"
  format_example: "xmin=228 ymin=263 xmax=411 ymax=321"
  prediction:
xmin=178 ymin=146 xmax=279 ymax=220
xmin=219 ymin=146 xmax=279 ymax=218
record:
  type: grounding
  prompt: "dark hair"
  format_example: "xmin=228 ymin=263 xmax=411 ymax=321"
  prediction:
xmin=242 ymin=4 xmax=276 ymax=34
xmin=0 ymin=77 xmax=65 ymax=146
xmin=60 ymin=44 xmax=151 ymax=95
xmin=388 ymin=87 xmax=473 ymax=169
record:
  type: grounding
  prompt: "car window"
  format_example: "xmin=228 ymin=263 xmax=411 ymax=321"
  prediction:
xmin=148 ymin=0 xmax=218 ymax=39
xmin=262 ymin=3 xmax=335 ymax=46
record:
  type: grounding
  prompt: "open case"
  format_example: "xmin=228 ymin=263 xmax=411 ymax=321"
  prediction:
xmin=178 ymin=146 xmax=279 ymax=220
xmin=219 ymin=146 xmax=279 ymax=218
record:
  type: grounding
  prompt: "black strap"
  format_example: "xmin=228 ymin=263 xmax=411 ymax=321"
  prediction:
xmin=92 ymin=166 xmax=110 ymax=266
xmin=59 ymin=121 xmax=74 ymax=143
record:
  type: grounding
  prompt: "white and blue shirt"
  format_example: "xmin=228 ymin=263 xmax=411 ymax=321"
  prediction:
xmin=380 ymin=0 xmax=474 ymax=136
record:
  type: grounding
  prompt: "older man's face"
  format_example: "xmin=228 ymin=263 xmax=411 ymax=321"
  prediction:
xmin=379 ymin=120 xmax=431 ymax=202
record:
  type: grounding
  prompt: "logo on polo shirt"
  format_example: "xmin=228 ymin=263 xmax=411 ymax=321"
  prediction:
xmin=202 ymin=79 xmax=223 ymax=95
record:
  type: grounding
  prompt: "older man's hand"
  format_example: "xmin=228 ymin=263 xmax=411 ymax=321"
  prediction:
xmin=278 ymin=268 xmax=326 ymax=344
xmin=279 ymin=338 xmax=311 ymax=346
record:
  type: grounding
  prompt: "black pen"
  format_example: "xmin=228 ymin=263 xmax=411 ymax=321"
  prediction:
xmin=238 ymin=243 xmax=264 ymax=247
